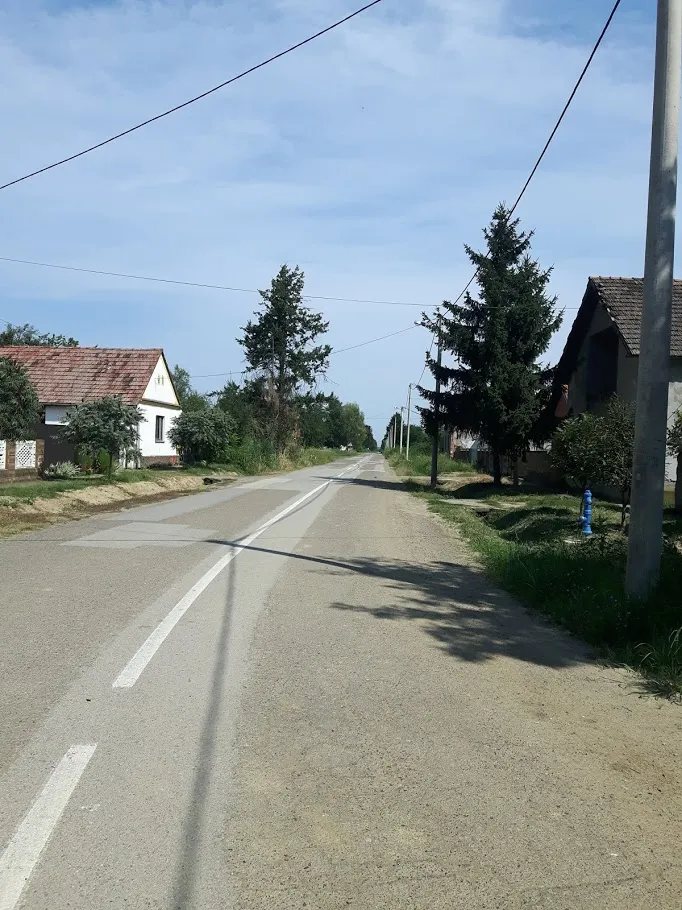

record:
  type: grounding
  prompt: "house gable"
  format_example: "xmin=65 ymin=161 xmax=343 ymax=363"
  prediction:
xmin=141 ymin=354 xmax=180 ymax=408
xmin=0 ymin=347 xmax=163 ymax=405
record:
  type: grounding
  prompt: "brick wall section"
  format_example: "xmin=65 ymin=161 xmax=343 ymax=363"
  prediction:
xmin=0 ymin=439 xmax=45 ymax=484
xmin=141 ymin=454 xmax=178 ymax=467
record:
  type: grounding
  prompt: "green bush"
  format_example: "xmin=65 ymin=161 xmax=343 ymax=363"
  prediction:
xmin=168 ymin=409 xmax=233 ymax=464
xmin=96 ymin=449 xmax=116 ymax=476
xmin=61 ymin=396 xmax=142 ymax=479
xmin=229 ymin=438 xmax=277 ymax=474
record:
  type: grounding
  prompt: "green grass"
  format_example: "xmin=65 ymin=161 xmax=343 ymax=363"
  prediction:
xmin=386 ymin=450 xmax=475 ymax=478
xmin=420 ymin=485 xmax=682 ymax=700
xmin=0 ymin=477 xmax=96 ymax=502
xmin=0 ymin=468 xmax=175 ymax=503
xmin=0 ymin=448 xmax=354 ymax=505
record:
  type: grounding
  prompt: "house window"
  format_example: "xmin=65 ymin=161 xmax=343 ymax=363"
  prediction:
xmin=155 ymin=415 xmax=165 ymax=443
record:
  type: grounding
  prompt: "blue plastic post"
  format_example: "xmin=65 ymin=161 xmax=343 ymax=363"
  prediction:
xmin=582 ymin=489 xmax=592 ymax=536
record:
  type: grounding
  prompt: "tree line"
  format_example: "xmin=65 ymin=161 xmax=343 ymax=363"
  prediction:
xmin=169 ymin=265 xmax=376 ymax=462
xmin=0 ymin=264 xmax=376 ymax=470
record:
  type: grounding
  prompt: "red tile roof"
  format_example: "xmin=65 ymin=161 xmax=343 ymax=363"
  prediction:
xmin=0 ymin=347 xmax=163 ymax=405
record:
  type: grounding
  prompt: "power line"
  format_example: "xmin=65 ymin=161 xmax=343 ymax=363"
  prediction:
xmin=0 ymin=255 xmax=582 ymax=312
xmin=332 ymin=325 xmax=417 ymax=355
xmin=507 ymin=0 xmax=624 ymax=220
xmin=0 ymin=256 xmax=432 ymax=307
xmin=0 ymin=0 xmax=385 ymax=193
xmin=416 ymin=0 xmax=623 ymax=372
xmin=191 ymin=370 xmax=248 ymax=380
xmin=188 ymin=325 xmax=420 ymax=379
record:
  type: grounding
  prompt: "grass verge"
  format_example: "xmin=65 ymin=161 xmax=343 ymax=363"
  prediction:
xmin=0 ymin=448 xmax=356 ymax=535
xmin=397 ymin=468 xmax=682 ymax=700
xmin=0 ymin=448 xmax=352 ymax=504
xmin=386 ymin=450 xmax=475 ymax=477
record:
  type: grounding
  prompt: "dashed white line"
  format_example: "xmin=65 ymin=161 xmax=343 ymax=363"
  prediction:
xmin=112 ymin=460 xmax=367 ymax=689
xmin=0 ymin=745 xmax=97 ymax=910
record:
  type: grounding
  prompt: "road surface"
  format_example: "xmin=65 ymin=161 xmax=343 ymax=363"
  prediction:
xmin=1 ymin=454 xmax=682 ymax=909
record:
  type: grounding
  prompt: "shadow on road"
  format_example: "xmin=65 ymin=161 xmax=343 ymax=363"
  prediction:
xmin=206 ymin=539 xmax=588 ymax=671
xmin=314 ymin=474 xmax=426 ymax=494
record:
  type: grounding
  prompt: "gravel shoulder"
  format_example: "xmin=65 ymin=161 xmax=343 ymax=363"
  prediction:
xmin=225 ymin=463 xmax=682 ymax=909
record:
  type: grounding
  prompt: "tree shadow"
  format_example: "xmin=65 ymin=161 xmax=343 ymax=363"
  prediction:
xmin=314 ymin=474 xmax=417 ymax=493
xmin=485 ymin=506 xmax=577 ymax=543
xmin=438 ymin=480 xmax=532 ymax=500
xmin=206 ymin=539 xmax=591 ymax=671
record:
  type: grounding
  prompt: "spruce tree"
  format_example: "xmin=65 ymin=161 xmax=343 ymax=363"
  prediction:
xmin=420 ymin=205 xmax=562 ymax=485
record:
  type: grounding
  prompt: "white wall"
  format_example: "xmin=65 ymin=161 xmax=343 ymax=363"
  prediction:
xmin=137 ymin=403 xmax=181 ymax=459
xmin=666 ymin=360 xmax=682 ymax=483
xmin=142 ymin=355 xmax=180 ymax=406
xmin=45 ymin=405 xmax=70 ymax=425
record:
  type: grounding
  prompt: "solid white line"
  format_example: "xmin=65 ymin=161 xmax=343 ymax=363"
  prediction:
xmin=112 ymin=465 xmax=362 ymax=689
xmin=0 ymin=745 xmax=96 ymax=910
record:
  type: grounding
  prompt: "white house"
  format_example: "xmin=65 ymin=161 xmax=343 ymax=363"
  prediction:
xmin=0 ymin=346 xmax=182 ymax=467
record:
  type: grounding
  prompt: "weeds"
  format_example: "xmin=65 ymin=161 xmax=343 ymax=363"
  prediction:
xmin=424 ymin=489 xmax=682 ymax=699
xmin=637 ymin=628 xmax=682 ymax=701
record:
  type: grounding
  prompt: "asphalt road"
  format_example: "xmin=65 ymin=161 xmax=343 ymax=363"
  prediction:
xmin=1 ymin=454 xmax=682 ymax=909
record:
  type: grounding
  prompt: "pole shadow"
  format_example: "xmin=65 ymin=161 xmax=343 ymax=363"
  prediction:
xmin=169 ymin=557 xmax=237 ymax=909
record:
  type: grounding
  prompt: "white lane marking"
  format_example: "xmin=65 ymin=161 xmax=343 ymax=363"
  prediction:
xmin=112 ymin=461 xmax=364 ymax=689
xmin=0 ymin=745 xmax=96 ymax=910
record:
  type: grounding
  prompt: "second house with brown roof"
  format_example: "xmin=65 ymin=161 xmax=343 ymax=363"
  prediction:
xmin=0 ymin=346 xmax=182 ymax=468
xmin=555 ymin=276 xmax=682 ymax=483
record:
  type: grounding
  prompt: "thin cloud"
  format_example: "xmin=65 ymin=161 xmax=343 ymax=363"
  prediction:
xmin=0 ymin=0 xmax=661 ymax=435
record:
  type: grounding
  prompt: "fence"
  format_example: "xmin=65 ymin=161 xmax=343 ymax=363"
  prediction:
xmin=0 ymin=439 xmax=45 ymax=484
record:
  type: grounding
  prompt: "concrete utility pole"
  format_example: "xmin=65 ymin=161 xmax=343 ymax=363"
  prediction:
xmin=430 ymin=327 xmax=443 ymax=491
xmin=626 ymin=0 xmax=682 ymax=599
xmin=399 ymin=407 xmax=405 ymax=454
xmin=405 ymin=384 xmax=413 ymax=460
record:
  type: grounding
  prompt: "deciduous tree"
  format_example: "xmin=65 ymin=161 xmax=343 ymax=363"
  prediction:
xmin=168 ymin=409 xmax=233 ymax=464
xmin=0 ymin=357 xmax=40 ymax=440
xmin=667 ymin=410 xmax=682 ymax=513
xmin=0 ymin=322 xmax=78 ymax=347
xmin=603 ymin=396 xmax=635 ymax=527
xmin=341 ymin=403 xmax=366 ymax=450
xmin=364 ymin=424 xmax=377 ymax=452
xmin=61 ymin=397 xmax=142 ymax=478
xmin=171 ymin=365 xmax=209 ymax=411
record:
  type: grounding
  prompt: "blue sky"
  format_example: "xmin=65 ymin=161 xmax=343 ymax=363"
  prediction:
xmin=0 ymin=0 xmax=668 ymax=438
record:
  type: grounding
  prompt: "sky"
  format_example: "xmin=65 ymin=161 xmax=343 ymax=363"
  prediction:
xmin=0 ymin=0 xmax=667 ymax=440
